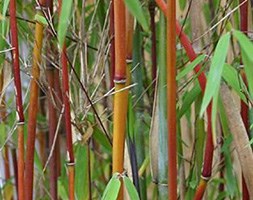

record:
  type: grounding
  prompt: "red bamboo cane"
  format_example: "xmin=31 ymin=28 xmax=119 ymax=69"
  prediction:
xmin=58 ymin=1 xmax=75 ymax=199
xmin=239 ymin=0 xmax=249 ymax=199
xmin=9 ymin=0 xmax=25 ymax=199
xmin=167 ymin=0 xmax=177 ymax=199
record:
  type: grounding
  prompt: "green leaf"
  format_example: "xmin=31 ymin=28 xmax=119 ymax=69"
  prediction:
xmin=75 ymin=143 xmax=88 ymax=200
xmin=176 ymin=54 xmax=206 ymax=81
xmin=127 ymin=96 xmax=135 ymax=140
xmin=101 ymin=173 xmax=121 ymax=200
xmin=34 ymin=150 xmax=43 ymax=174
xmin=222 ymin=64 xmax=246 ymax=102
xmin=123 ymin=176 xmax=140 ymax=200
xmin=179 ymin=0 xmax=187 ymax=10
xmin=57 ymin=0 xmax=73 ymax=48
xmin=0 ymin=123 xmax=6 ymax=146
xmin=233 ymin=30 xmax=253 ymax=63
xmin=93 ymin=127 xmax=112 ymax=152
xmin=233 ymin=30 xmax=253 ymax=99
xmin=200 ymin=33 xmax=231 ymax=116
xmin=178 ymin=83 xmax=201 ymax=119
xmin=2 ymin=0 xmax=10 ymax=34
xmin=211 ymin=89 xmax=219 ymax=142
xmin=34 ymin=14 xmax=48 ymax=26
xmin=124 ymin=0 xmax=149 ymax=32
xmin=58 ymin=178 xmax=69 ymax=200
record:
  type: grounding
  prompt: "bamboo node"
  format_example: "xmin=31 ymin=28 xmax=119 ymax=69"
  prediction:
xmin=17 ymin=121 xmax=25 ymax=126
xmin=238 ymin=65 xmax=244 ymax=70
xmin=35 ymin=5 xmax=48 ymax=11
xmin=66 ymin=162 xmax=75 ymax=166
xmin=126 ymin=58 xmax=133 ymax=64
xmin=114 ymin=79 xmax=127 ymax=84
xmin=201 ymin=175 xmax=210 ymax=181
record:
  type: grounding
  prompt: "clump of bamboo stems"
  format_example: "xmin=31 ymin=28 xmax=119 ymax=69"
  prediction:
xmin=156 ymin=0 xmax=214 ymax=198
xmin=9 ymin=0 xmax=25 ymax=199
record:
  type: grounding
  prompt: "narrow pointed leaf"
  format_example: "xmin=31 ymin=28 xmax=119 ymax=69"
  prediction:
xmin=123 ymin=176 xmax=140 ymax=200
xmin=124 ymin=0 xmax=149 ymax=32
xmin=57 ymin=0 xmax=73 ymax=48
xmin=222 ymin=64 xmax=247 ymax=102
xmin=233 ymin=30 xmax=253 ymax=98
xmin=176 ymin=54 xmax=206 ymax=81
xmin=101 ymin=173 xmax=121 ymax=200
xmin=1 ymin=0 xmax=10 ymax=33
xmin=200 ymin=33 xmax=231 ymax=116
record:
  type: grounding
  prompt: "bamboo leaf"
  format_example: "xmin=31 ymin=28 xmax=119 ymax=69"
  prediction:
xmin=57 ymin=0 xmax=73 ymax=48
xmin=233 ymin=30 xmax=253 ymax=98
xmin=178 ymin=83 xmax=201 ymax=119
xmin=222 ymin=64 xmax=246 ymax=102
xmin=124 ymin=0 xmax=149 ymax=32
xmin=233 ymin=30 xmax=253 ymax=63
xmin=101 ymin=173 xmax=121 ymax=200
xmin=127 ymin=95 xmax=135 ymax=140
xmin=1 ymin=0 xmax=9 ymax=34
xmin=3 ymin=181 xmax=13 ymax=200
xmin=34 ymin=14 xmax=48 ymax=26
xmin=211 ymin=89 xmax=219 ymax=144
xmin=0 ymin=123 xmax=6 ymax=147
xmin=75 ymin=143 xmax=88 ymax=200
xmin=93 ymin=127 xmax=112 ymax=152
xmin=179 ymin=0 xmax=187 ymax=10
xmin=123 ymin=176 xmax=140 ymax=200
xmin=200 ymin=33 xmax=231 ymax=116
xmin=176 ymin=54 xmax=206 ymax=81
xmin=58 ymin=178 xmax=68 ymax=200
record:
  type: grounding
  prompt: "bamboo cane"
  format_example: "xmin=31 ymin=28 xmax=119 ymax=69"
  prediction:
xmin=149 ymin=0 xmax=157 ymax=92
xmin=239 ymin=0 xmax=250 ymax=199
xmin=110 ymin=0 xmax=115 ymax=89
xmin=61 ymin=44 xmax=75 ymax=200
xmin=9 ymin=0 xmax=25 ymax=199
xmin=166 ymin=0 xmax=177 ymax=199
xmin=113 ymin=0 xmax=128 ymax=199
xmin=24 ymin=1 xmax=47 ymax=199
xmin=155 ymin=1 xmax=214 ymax=198
xmin=44 ymin=0 xmax=59 ymax=198
xmin=58 ymin=1 xmax=75 ymax=199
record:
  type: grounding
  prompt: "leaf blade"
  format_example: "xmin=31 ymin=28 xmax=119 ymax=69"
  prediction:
xmin=57 ymin=0 xmax=73 ymax=48
xmin=200 ymin=33 xmax=231 ymax=116
xmin=124 ymin=0 xmax=149 ymax=32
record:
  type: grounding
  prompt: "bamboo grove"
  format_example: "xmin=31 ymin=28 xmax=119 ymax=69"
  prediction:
xmin=1 ymin=0 xmax=253 ymax=199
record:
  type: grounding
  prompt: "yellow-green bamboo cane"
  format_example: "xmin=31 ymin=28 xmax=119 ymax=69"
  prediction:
xmin=24 ymin=1 xmax=47 ymax=199
xmin=112 ymin=0 xmax=128 ymax=199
